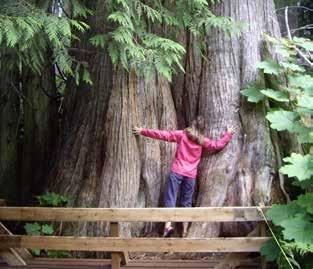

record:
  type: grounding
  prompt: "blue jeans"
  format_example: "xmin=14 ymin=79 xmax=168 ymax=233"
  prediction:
xmin=164 ymin=171 xmax=196 ymax=207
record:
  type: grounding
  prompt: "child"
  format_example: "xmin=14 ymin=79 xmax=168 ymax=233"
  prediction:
xmin=133 ymin=116 xmax=234 ymax=237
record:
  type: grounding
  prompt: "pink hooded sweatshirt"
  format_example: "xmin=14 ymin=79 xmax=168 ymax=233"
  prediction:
xmin=140 ymin=129 xmax=232 ymax=179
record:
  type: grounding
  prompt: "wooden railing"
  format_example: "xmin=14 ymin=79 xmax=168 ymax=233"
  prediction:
xmin=0 ymin=204 xmax=270 ymax=269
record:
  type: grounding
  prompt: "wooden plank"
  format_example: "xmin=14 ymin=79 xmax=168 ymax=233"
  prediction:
xmin=0 ymin=222 xmax=33 ymax=261
xmin=122 ymin=251 xmax=130 ymax=265
xmin=30 ymin=258 xmax=220 ymax=266
xmin=0 ymin=247 xmax=27 ymax=266
xmin=30 ymin=258 xmax=112 ymax=265
xmin=0 ymin=223 xmax=30 ymax=266
xmin=110 ymin=222 xmax=121 ymax=269
xmin=0 ymin=235 xmax=270 ymax=253
xmin=109 ymin=222 xmax=129 ymax=266
xmin=0 ymin=207 xmax=270 ymax=222
xmin=125 ymin=260 xmax=258 ymax=268
xmin=260 ymin=222 xmax=267 ymax=269
xmin=126 ymin=260 xmax=220 ymax=268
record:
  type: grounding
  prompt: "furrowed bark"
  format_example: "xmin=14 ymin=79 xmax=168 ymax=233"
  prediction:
xmin=184 ymin=0 xmax=284 ymax=237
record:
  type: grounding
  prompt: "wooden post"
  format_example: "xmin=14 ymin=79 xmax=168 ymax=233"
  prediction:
xmin=258 ymin=203 xmax=267 ymax=269
xmin=110 ymin=222 xmax=122 ymax=269
xmin=260 ymin=221 xmax=267 ymax=269
xmin=0 ymin=199 xmax=32 ymax=266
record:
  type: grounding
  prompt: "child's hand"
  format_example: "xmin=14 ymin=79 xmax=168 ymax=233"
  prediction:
xmin=132 ymin=126 xmax=142 ymax=135
xmin=227 ymin=126 xmax=236 ymax=134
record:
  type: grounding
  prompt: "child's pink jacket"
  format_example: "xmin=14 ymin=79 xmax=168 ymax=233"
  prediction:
xmin=140 ymin=129 xmax=232 ymax=179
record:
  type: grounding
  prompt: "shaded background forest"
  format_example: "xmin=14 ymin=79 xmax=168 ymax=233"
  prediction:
xmin=0 ymin=0 xmax=313 ymax=241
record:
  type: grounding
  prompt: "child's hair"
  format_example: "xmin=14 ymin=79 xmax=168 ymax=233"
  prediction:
xmin=185 ymin=116 xmax=205 ymax=145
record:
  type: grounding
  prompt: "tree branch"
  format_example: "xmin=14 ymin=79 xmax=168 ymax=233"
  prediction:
xmin=284 ymin=6 xmax=313 ymax=68
xmin=276 ymin=5 xmax=313 ymax=13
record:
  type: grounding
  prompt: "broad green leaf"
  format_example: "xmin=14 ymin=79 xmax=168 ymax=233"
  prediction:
xmin=289 ymin=74 xmax=313 ymax=94
xmin=280 ymin=153 xmax=313 ymax=181
xmin=266 ymin=110 xmax=299 ymax=131
xmin=293 ymin=37 xmax=313 ymax=51
xmin=260 ymin=89 xmax=289 ymax=102
xmin=47 ymin=250 xmax=71 ymax=258
xmin=297 ymin=194 xmax=313 ymax=214
xmin=266 ymin=202 xmax=303 ymax=226
xmin=260 ymin=238 xmax=280 ymax=262
xmin=290 ymin=123 xmax=313 ymax=143
xmin=280 ymin=215 xmax=313 ymax=243
xmin=284 ymin=87 xmax=301 ymax=95
xmin=297 ymin=129 xmax=313 ymax=144
xmin=25 ymin=222 xmax=41 ymax=235
xmin=275 ymin=46 xmax=295 ymax=58
xmin=31 ymin=249 xmax=40 ymax=256
xmin=265 ymin=34 xmax=279 ymax=44
xmin=241 ymin=85 xmax=265 ymax=103
xmin=36 ymin=192 xmax=69 ymax=207
xmin=41 ymin=224 xmax=54 ymax=235
xmin=257 ymin=60 xmax=281 ymax=75
xmin=281 ymin=62 xmax=305 ymax=72
xmin=298 ymin=95 xmax=313 ymax=110
xmin=296 ymin=107 xmax=313 ymax=114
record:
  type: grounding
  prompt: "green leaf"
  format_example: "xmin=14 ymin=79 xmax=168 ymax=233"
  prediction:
xmin=41 ymin=224 xmax=54 ymax=235
xmin=266 ymin=110 xmax=299 ymax=131
xmin=260 ymin=89 xmax=289 ymax=102
xmin=297 ymin=128 xmax=313 ymax=144
xmin=289 ymin=74 xmax=313 ymax=94
xmin=257 ymin=60 xmax=281 ymax=75
xmin=293 ymin=37 xmax=313 ymax=52
xmin=241 ymin=85 xmax=265 ymax=103
xmin=281 ymin=62 xmax=305 ymax=72
xmin=290 ymin=122 xmax=313 ymax=143
xmin=82 ymin=67 xmax=93 ymax=85
xmin=260 ymin=238 xmax=280 ymax=262
xmin=280 ymin=215 xmax=313 ymax=243
xmin=283 ymin=241 xmax=313 ymax=255
xmin=266 ymin=202 xmax=303 ymax=226
xmin=275 ymin=46 xmax=295 ymax=58
xmin=31 ymin=249 xmax=41 ymax=256
xmin=25 ymin=222 xmax=41 ymax=235
xmin=280 ymin=153 xmax=313 ymax=181
xmin=36 ymin=192 xmax=69 ymax=207
xmin=90 ymin=34 xmax=107 ymax=48
xmin=298 ymin=95 xmax=313 ymax=110
xmin=47 ymin=250 xmax=71 ymax=258
xmin=71 ymin=0 xmax=93 ymax=18
xmin=297 ymin=194 xmax=313 ymax=214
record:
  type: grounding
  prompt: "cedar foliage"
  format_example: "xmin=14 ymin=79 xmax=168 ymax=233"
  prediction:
xmin=89 ymin=0 xmax=242 ymax=80
xmin=0 ymin=0 xmax=90 ymax=83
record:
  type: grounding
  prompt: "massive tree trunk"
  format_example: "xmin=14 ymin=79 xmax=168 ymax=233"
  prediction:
xmin=46 ymin=0 xmax=285 ymax=241
xmin=0 ymin=56 xmax=57 ymax=205
xmin=186 ymin=0 xmax=284 ymax=237
xmin=48 ymin=1 xmax=177 ymax=239
xmin=0 ymin=1 xmax=59 ymax=205
xmin=0 ymin=70 xmax=20 ymax=203
xmin=19 ymin=62 xmax=58 ymax=204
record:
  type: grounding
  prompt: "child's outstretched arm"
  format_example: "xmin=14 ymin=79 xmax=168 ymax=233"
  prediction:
xmin=202 ymin=127 xmax=234 ymax=152
xmin=133 ymin=126 xmax=183 ymax=143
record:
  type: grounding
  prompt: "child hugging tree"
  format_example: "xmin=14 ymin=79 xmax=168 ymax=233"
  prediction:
xmin=133 ymin=116 xmax=234 ymax=237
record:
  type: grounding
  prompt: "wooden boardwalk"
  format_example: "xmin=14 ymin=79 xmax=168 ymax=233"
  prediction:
xmin=0 ymin=258 xmax=261 ymax=269
xmin=0 ymin=203 xmax=270 ymax=269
